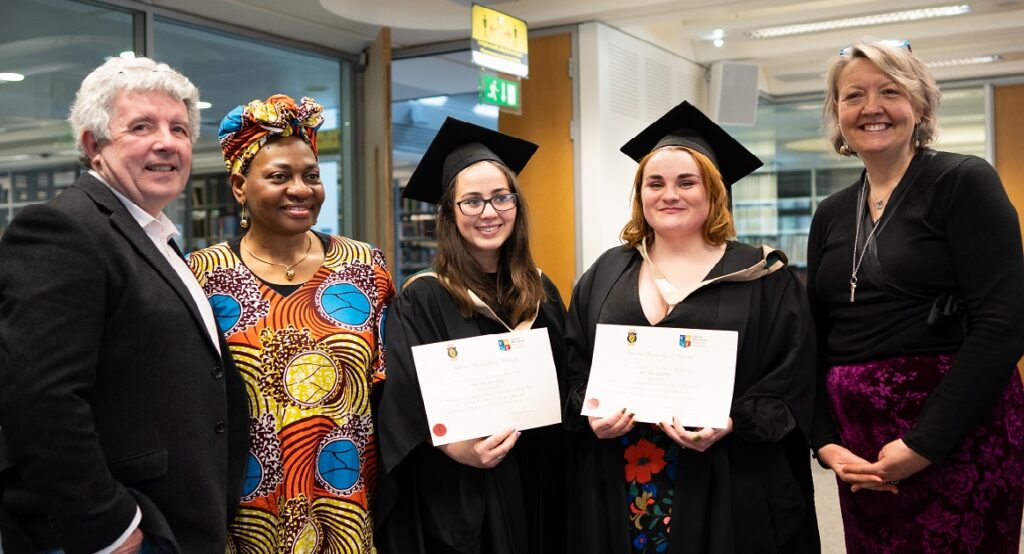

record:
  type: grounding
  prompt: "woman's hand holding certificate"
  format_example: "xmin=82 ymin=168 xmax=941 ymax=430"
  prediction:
xmin=588 ymin=410 xmax=636 ymax=439
xmin=437 ymin=428 xmax=520 ymax=468
xmin=658 ymin=416 xmax=734 ymax=452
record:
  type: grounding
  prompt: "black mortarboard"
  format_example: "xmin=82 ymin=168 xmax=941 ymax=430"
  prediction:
xmin=403 ymin=117 xmax=539 ymax=204
xmin=619 ymin=101 xmax=762 ymax=186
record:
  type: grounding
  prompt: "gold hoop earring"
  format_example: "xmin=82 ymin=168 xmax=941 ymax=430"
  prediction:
xmin=239 ymin=205 xmax=250 ymax=229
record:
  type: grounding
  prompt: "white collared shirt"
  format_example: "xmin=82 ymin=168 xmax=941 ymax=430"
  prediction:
xmin=89 ymin=171 xmax=221 ymax=355
xmin=88 ymin=170 xmax=224 ymax=550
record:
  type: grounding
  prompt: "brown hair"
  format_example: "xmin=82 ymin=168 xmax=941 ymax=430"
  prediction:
xmin=433 ymin=161 xmax=545 ymax=327
xmin=620 ymin=146 xmax=735 ymax=247
xmin=823 ymin=39 xmax=941 ymax=156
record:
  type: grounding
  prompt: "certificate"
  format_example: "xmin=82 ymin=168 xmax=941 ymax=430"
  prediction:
xmin=580 ymin=324 xmax=737 ymax=428
xmin=411 ymin=327 xmax=561 ymax=446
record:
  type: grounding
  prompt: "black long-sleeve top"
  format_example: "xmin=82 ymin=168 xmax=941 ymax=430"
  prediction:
xmin=807 ymin=149 xmax=1024 ymax=463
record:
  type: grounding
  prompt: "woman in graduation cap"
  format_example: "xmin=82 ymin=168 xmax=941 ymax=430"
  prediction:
xmin=563 ymin=101 xmax=819 ymax=554
xmin=188 ymin=94 xmax=394 ymax=551
xmin=374 ymin=117 xmax=568 ymax=554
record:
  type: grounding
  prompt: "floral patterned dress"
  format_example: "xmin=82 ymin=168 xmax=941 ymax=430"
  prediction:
xmin=604 ymin=256 xmax=724 ymax=553
xmin=188 ymin=233 xmax=394 ymax=553
xmin=623 ymin=425 xmax=681 ymax=552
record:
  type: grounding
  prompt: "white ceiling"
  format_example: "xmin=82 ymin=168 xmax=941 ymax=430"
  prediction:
xmin=152 ymin=0 xmax=1024 ymax=95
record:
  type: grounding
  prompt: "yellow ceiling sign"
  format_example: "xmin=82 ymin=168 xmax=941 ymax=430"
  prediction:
xmin=471 ymin=4 xmax=529 ymax=78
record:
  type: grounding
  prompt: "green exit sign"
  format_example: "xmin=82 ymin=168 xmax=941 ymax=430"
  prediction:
xmin=478 ymin=73 xmax=521 ymax=111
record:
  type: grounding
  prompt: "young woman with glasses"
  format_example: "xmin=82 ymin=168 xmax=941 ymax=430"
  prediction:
xmin=375 ymin=117 xmax=568 ymax=554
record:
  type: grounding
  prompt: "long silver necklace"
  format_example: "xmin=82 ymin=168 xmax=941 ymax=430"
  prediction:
xmin=849 ymin=175 xmax=882 ymax=303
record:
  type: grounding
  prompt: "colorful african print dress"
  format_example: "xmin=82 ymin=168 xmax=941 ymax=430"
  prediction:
xmin=188 ymin=233 xmax=394 ymax=554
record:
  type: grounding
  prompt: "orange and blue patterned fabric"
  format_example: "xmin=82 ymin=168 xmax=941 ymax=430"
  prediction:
xmin=218 ymin=94 xmax=324 ymax=175
xmin=188 ymin=235 xmax=393 ymax=553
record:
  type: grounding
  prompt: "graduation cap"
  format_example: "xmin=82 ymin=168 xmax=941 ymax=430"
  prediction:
xmin=403 ymin=117 xmax=539 ymax=204
xmin=619 ymin=100 xmax=762 ymax=187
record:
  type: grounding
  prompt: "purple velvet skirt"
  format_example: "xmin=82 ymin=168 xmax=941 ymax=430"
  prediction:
xmin=826 ymin=354 xmax=1024 ymax=554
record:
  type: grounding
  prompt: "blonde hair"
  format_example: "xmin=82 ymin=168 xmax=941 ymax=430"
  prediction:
xmin=823 ymin=39 xmax=940 ymax=156
xmin=620 ymin=146 xmax=735 ymax=247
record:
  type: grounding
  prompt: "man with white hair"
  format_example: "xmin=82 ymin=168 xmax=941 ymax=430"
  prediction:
xmin=0 ymin=56 xmax=248 ymax=553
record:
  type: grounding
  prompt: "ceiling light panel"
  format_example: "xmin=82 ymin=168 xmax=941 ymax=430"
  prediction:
xmin=745 ymin=4 xmax=972 ymax=39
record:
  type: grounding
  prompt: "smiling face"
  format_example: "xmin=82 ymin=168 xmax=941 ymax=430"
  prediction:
xmin=233 ymin=135 xmax=323 ymax=237
xmin=640 ymin=148 xmax=710 ymax=239
xmin=452 ymin=160 xmax=516 ymax=272
xmin=837 ymin=57 xmax=921 ymax=163
xmin=86 ymin=89 xmax=192 ymax=216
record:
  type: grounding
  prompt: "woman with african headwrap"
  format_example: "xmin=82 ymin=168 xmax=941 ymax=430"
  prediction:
xmin=187 ymin=94 xmax=394 ymax=552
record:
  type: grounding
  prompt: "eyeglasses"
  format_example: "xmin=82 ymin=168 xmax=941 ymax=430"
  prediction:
xmin=455 ymin=193 xmax=519 ymax=216
xmin=839 ymin=39 xmax=911 ymax=56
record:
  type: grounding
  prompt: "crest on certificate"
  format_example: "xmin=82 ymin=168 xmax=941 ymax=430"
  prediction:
xmin=498 ymin=338 xmax=512 ymax=351
xmin=680 ymin=335 xmax=692 ymax=348
xmin=586 ymin=397 xmax=600 ymax=410
xmin=626 ymin=329 xmax=638 ymax=345
xmin=447 ymin=345 xmax=458 ymax=359
xmin=432 ymin=423 xmax=448 ymax=437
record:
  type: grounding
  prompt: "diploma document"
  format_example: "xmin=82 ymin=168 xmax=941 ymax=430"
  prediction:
xmin=412 ymin=327 xmax=561 ymax=446
xmin=581 ymin=324 xmax=738 ymax=428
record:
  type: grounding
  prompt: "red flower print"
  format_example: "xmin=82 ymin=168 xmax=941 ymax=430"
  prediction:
xmin=624 ymin=438 xmax=667 ymax=483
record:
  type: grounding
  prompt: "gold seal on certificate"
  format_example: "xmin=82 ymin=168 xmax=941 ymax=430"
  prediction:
xmin=411 ymin=327 xmax=561 ymax=445
xmin=581 ymin=323 xmax=738 ymax=428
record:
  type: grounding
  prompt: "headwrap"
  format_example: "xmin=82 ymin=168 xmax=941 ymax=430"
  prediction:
xmin=218 ymin=94 xmax=324 ymax=175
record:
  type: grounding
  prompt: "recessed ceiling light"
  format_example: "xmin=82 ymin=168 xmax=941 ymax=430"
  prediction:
xmin=712 ymin=29 xmax=724 ymax=39
xmin=119 ymin=51 xmax=136 ymax=58
xmin=197 ymin=101 xmax=212 ymax=109
xmin=926 ymin=54 xmax=1002 ymax=68
xmin=713 ymin=38 xmax=725 ymax=48
xmin=0 ymin=73 xmax=25 ymax=82
xmin=746 ymin=4 xmax=972 ymax=38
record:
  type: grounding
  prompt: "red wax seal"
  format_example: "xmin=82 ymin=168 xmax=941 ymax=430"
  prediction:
xmin=586 ymin=398 xmax=600 ymax=410
xmin=432 ymin=423 xmax=447 ymax=437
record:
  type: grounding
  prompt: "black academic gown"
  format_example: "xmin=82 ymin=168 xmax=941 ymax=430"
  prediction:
xmin=375 ymin=272 xmax=568 ymax=554
xmin=564 ymin=242 xmax=820 ymax=554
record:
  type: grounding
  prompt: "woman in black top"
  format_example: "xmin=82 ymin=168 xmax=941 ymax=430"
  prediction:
xmin=808 ymin=39 xmax=1024 ymax=553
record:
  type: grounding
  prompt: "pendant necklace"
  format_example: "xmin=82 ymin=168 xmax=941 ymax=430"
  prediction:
xmin=869 ymin=173 xmax=897 ymax=212
xmin=850 ymin=175 xmax=883 ymax=303
xmin=244 ymin=232 xmax=313 ymax=281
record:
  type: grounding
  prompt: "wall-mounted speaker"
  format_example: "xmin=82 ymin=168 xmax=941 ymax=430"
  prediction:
xmin=708 ymin=61 xmax=760 ymax=127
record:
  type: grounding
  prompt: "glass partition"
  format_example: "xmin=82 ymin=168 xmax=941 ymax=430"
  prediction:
xmin=0 ymin=1 xmax=351 ymax=249
xmin=0 ymin=0 xmax=134 ymax=235
xmin=391 ymin=51 xmax=499 ymax=284
xmin=153 ymin=18 xmax=345 ymax=249
xmin=726 ymin=85 xmax=986 ymax=269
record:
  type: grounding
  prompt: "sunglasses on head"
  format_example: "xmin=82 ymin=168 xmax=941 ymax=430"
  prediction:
xmin=839 ymin=39 xmax=912 ymax=56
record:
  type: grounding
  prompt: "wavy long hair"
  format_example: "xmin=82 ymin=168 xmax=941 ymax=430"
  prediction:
xmin=434 ymin=160 xmax=545 ymax=326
